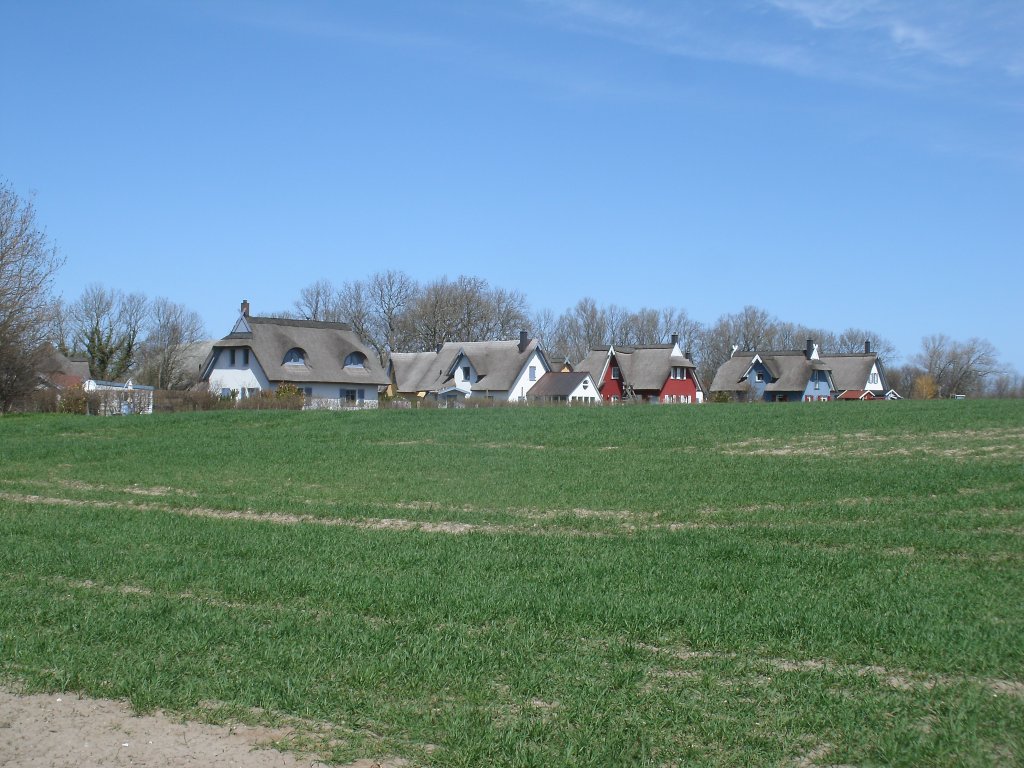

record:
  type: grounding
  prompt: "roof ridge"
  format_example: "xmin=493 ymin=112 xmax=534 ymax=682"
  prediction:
xmin=248 ymin=315 xmax=353 ymax=331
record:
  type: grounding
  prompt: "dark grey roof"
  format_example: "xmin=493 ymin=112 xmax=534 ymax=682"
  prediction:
xmin=575 ymin=349 xmax=610 ymax=380
xmin=528 ymin=371 xmax=593 ymax=398
xmin=616 ymin=346 xmax=695 ymax=391
xmin=36 ymin=344 xmax=91 ymax=384
xmin=821 ymin=353 xmax=883 ymax=392
xmin=758 ymin=353 xmax=824 ymax=392
xmin=388 ymin=351 xmax=442 ymax=393
xmin=711 ymin=350 xmax=832 ymax=393
xmin=206 ymin=315 xmax=387 ymax=386
xmin=709 ymin=354 xmax=754 ymax=392
xmin=577 ymin=344 xmax=698 ymax=392
xmin=178 ymin=340 xmax=216 ymax=380
xmin=390 ymin=338 xmax=545 ymax=395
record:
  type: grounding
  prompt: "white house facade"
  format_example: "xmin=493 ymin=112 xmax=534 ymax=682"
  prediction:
xmin=200 ymin=301 xmax=388 ymax=408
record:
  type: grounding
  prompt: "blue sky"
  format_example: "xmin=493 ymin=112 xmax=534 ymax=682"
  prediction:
xmin=3 ymin=1 xmax=1022 ymax=367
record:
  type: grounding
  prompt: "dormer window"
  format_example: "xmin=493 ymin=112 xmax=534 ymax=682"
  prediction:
xmin=755 ymin=372 xmax=765 ymax=383
xmin=344 ymin=351 xmax=367 ymax=368
xmin=462 ymin=366 xmax=471 ymax=381
xmin=283 ymin=348 xmax=307 ymax=366
xmin=611 ymin=366 xmax=621 ymax=380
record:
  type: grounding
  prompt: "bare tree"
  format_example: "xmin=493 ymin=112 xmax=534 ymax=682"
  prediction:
xmin=69 ymin=284 xmax=148 ymax=381
xmin=403 ymin=277 xmax=454 ymax=351
xmin=137 ymin=298 xmax=207 ymax=389
xmin=335 ymin=279 xmax=376 ymax=347
xmin=530 ymin=307 xmax=559 ymax=352
xmin=293 ymin=278 xmax=341 ymax=322
xmin=831 ymin=328 xmax=897 ymax=363
xmin=363 ymin=270 xmax=417 ymax=357
xmin=987 ymin=369 xmax=1023 ymax=398
xmin=552 ymin=298 xmax=609 ymax=363
xmin=913 ymin=334 xmax=1001 ymax=397
xmin=401 ymin=274 xmax=527 ymax=352
xmin=694 ymin=306 xmax=780 ymax=390
xmin=0 ymin=181 xmax=64 ymax=411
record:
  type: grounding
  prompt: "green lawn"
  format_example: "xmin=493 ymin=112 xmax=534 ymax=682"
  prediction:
xmin=1 ymin=400 xmax=1022 ymax=766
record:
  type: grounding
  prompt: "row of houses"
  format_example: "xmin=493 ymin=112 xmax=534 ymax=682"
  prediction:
xmin=197 ymin=300 xmax=897 ymax=408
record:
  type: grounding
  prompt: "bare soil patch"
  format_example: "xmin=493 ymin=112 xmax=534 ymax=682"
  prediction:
xmin=0 ymin=688 xmax=414 ymax=767
xmin=0 ymin=692 xmax=311 ymax=768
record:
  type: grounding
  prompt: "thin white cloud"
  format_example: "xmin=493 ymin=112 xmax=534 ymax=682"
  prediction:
xmin=767 ymin=0 xmax=1017 ymax=70
xmin=533 ymin=0 xmax=1023 ymax=85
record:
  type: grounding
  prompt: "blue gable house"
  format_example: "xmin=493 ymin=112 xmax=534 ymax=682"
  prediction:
xmin=711 ymin=340 xmax=836 ymax=402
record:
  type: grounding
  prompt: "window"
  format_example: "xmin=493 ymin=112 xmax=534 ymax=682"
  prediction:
xmin=340 ymin=388 xmax=365 ymax=404
xmin=242 ymin=349 xmax=249 ymax=365
xmin=529 ymin=365 xmax=537 ymax=381
xmin=869 ymin=372 xmax=879 ymax=384
xmin=229 ymin=349 xmax=236 ymax=366
xmin=344 ymin=351 xmax=366 ymax=368
xmin=462 ymin=366 xmax=471 ymax=381
xmin=755 ymin=372 xmax=765 ymax=383
xmin=611 ymin=366 xmax=621 ymax=380
xmin=671 ymin=366 xmax=686 ymax=380
xmin=283 ymin=348 xmax=306 ymax=365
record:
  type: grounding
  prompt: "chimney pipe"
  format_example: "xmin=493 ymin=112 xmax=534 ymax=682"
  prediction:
xmin=519 ymin=329 xmax=529 ymax=352
xmin=241 ymin=299 xmax=250 ymax=318
xmin=864 ymin=340 xmax=871 ymax=354
xmin=671 ymin=333 xmax=679 ymax=346
xmin=805 ymin=338 xmax=814 ymax=359
xmin=685 ymin=350 xmax=692 ymax=361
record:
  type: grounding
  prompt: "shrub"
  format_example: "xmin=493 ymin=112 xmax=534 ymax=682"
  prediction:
xmin=58 ymin=385 xmax=86 ymax=414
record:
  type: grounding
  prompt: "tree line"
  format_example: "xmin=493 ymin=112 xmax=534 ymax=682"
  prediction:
xmin=1 ymin=180 xmax=1020 ymax=411
xmin=285 ymin=272 xmax=1017 ymax=399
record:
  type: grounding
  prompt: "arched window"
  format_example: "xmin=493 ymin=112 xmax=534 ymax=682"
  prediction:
xmin=344 ymin=351 xmax=367 ymax=368
xmin=283 ymin=348 xmax=307 ymax=365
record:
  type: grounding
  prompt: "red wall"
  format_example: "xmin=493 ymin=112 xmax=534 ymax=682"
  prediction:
xmin=600 ymin=357 xmax=623 ymax=401
xmin=659 ymin=376 xmax=699 ymax=403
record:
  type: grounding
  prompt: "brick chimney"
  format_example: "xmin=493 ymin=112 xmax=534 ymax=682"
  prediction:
xmin=240 ymin=299 xmax=250 ymax=318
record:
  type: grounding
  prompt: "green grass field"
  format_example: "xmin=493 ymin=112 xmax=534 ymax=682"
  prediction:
xmin=1 ymin=400 xmax=1022 ymax=766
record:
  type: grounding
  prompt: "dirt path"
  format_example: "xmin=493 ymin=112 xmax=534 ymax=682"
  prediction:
xmin=0 ymin=689 xmax=403 ymax=767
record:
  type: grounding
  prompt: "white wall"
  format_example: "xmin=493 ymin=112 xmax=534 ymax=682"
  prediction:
xmin=506 ymin=350 xmax=548 ymax=401
xmin=568 ymin=374 xmax=600 ymax=402
xmin=866 ymin=363 xmax=884 ymax=393
xmin=206 ymin=349 xmax=270 ymax=396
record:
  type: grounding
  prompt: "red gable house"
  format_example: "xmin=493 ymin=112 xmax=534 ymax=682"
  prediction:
xmin=577 ymin=336 xmax=703 ymax=404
